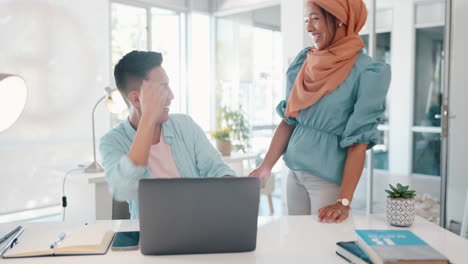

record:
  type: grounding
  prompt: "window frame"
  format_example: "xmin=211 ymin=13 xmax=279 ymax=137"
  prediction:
xmin=109 ymin=0 xmax=203 ymax=117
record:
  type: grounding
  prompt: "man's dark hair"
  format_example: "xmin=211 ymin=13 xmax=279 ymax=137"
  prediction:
xmin=114 ymin=50 xmax=163 ymax=96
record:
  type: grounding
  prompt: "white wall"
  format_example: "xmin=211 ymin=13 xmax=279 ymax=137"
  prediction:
xmin=214 ymin=0 xmax=280 ymax=16
xmin=126 ymin=0 xmax=187 ymax=11
xmin=0 ymin=0 xmax=110 ymax=215
xmin=253 ymin=5 xmax=281 ymax=30
xmin=447 ymin=0 xmax=468 ymax=225
xmin=129 ymin=0 xmax=211 ymax=12
xmin=192 ymin=0 xmax=211 ymax=12
xmin=280 ymin=0 xmax=306 ymax=89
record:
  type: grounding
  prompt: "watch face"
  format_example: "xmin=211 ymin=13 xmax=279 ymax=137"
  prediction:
xmin=341 ymin=198 xmax=350 ymax=206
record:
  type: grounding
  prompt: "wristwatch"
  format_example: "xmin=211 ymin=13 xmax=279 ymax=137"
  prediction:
xmin=337 ymin=198 xmax=350 ymax=207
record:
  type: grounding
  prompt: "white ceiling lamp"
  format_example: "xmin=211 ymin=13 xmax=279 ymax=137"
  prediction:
xmin=0 ymin=74 xmax=28 ymax=133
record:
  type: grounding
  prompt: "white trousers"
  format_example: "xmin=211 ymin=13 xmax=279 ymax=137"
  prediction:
xmin=286 ymin=170 xmax=341 ymax=215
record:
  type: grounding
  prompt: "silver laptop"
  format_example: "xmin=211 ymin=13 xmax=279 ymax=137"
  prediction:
xmin=138 ymin=177 xmax=260 ymax=255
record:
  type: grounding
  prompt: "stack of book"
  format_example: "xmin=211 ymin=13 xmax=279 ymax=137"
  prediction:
xmin=336 ymin=230 xmax=450 ymax=264
xmin=336 ymin=241 xmax=373 ymax=264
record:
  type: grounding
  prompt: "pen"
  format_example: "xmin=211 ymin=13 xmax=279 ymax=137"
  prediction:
xmin=50 ymin=232 xmax=67 ymax=249
xmin=0 ymin=226 xmax=22 ymax=244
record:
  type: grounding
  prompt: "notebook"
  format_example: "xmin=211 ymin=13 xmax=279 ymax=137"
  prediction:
xmin=336 ymin=241 xmax=373 ymax=264
xmin=2 ymin=224 xmax=114 ymax=258
xmin=355 ymin=230 xmax=449 ymax=264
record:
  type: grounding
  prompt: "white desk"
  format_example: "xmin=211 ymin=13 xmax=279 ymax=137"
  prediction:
xmin=87 ymin=153 xmax=259 ymax=220
xmin=87 ymin=173 xmax=112 ymax=220
xmin=2 ymin=214 xmax=468 ymax=263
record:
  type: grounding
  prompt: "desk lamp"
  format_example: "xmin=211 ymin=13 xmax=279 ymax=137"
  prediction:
xmin=84 ymin=87 xmax=126 ymax=173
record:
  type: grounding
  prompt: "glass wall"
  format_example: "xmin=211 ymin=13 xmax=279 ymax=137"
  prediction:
xmin=215 ymin=6 xmax=283 ymax=215
xmin=152 ymin=8 xmax=184 ymax=113
xmin=111 ymin=2 xmax=214 ymax=127
xmin=361 ymin=32 xmax=391 ymax=171
xmin=215 ymin=5 xmax=282 ymax=154
xmin=358 ymin=0 xmax=448 ymax=225
xmin=412 ymin=26 xmax=444 ymax=177
xmin=111 ymin=3 xmax=147 ymax=69
xmin=110 ymin=2 xmax=148 ymax=123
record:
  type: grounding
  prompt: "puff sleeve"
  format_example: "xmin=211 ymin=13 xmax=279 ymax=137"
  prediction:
xmin=339 ymin=63 xmax=391 ymax=149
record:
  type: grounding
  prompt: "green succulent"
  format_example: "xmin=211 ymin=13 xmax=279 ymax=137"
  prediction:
xmin=385 ymin=183 xmax=416 ymax=199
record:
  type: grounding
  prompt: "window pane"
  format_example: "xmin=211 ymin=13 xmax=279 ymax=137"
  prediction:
xmin=251 ymin=28 xmax=283 ymax=127
xmin=361 ymin=33 xmax=391 ymax=64
xmin=189 ymin=13 xmax=211 ymax=130
xmin=215 ymin=7 xmax=282 ymax=129
xmin=361 ymin=32 xmax=391 ymax=125
xmin=111 ymin=3 xmax=147 ymax=68
xmin=364 ymin=130 xmax=389 ymax=171
xmin=361 ymin=33 xmax=391 ymax=170
xmin=413 ymin=26 xmax=444 ymax=127
xmin=374 ymin=130 xmax=389 ymax=170
xmin=111 ymin=3 xmax=147 ymax=124
xmin=272 ymin=31 xmax=283 ymax=125
xmin=152 ymin=8 xmax=182 ymax=113
xmin=412 ymin=132 xmax=441 ymax=176
xmin=251 ymin=27 xmax=272 ymax=126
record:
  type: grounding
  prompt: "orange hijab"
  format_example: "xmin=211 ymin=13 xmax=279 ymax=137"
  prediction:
xmin=285 ymin=0 xmax=367 ymax=118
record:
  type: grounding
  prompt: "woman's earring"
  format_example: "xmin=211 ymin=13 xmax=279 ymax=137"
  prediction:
xmin=339 ymin=23 xmax=343 ymax=27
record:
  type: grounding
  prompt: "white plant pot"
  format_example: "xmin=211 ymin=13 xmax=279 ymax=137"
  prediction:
xmin=386 ymin=196 xmax=416 ymax=227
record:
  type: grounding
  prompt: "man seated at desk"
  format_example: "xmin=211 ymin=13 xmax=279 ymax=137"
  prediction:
xmin=99 ymin=50 xmax=236 ymax=219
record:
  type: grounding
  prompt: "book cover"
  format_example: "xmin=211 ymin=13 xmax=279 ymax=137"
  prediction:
xmin=355 ymin=230 xmax=449 ymax=264
xmin=336 ymin=241 xmax=373 ymax=264
xmin=2 ymin=224 xmax=114 ymax=258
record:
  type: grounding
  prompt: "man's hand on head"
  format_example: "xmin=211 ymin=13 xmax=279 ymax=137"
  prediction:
xmin=139 ymin=79 xmax=168 ymax=125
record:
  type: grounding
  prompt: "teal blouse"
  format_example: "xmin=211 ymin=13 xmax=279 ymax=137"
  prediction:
xmin=276 ymin=48 xmax=391 ymax=185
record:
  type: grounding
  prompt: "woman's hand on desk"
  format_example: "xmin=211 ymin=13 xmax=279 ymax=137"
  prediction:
xmin=318 ymin=203 xmax=350 ymax=223
xmin=248 ymin=166 xmax=271 ymax=188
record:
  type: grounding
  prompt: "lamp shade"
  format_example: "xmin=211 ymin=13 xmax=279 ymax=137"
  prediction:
xmin=0 ymin=74 xmax=27 ymax=133
xmin=106 ymin=89 xmax=126 ymax=114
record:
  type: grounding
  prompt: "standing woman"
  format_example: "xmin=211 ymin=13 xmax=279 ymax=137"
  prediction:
xmin=249 ymin=0 xmax=391 ymax=223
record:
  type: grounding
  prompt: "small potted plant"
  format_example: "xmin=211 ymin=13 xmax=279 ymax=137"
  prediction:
xmin=385 ymin=183 xmax=417 ymax=227
xmin=211 ymin=127 xmax=232 ymax=156
xmin=211 ymin=106 xmax=250 ymax=155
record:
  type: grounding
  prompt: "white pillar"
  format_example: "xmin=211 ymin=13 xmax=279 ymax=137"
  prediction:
xmin=447 ymin=0 xmax=468 ymax=227
xmin=280 ymin=0 xmax=308 ymax=92
xmin=388 ymin=0 xmax=415 ymax=175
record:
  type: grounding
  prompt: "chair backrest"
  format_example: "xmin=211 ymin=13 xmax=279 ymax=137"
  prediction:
xmin=112 ymin=199 xmax=130 ymax=220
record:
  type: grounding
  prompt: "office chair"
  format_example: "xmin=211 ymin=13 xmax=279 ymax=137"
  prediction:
xmin=112 ymin=199 xmax=130 ymax=220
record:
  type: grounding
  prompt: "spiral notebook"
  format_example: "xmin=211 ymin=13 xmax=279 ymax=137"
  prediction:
xmin=2 ymin=224 xmax=114 ymax=258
